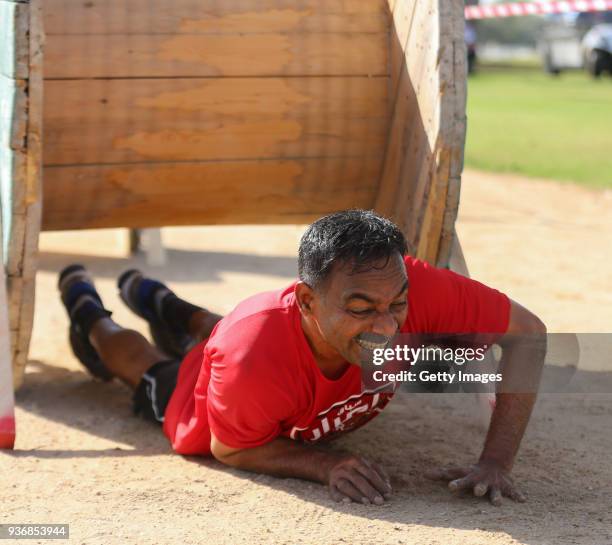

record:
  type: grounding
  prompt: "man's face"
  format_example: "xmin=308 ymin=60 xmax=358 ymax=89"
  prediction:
xmin=302 ymin=253 xmax=409 ymax=366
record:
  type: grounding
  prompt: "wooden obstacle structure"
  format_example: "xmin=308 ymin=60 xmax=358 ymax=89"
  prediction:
xmin=1 ymin=0 xmax=467 ymax=391
xmin=1 ymin=0 xmax=42 ymax=395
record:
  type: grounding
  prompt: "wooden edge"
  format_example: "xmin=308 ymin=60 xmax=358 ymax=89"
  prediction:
xmin=11 ymin=0 xmax=42 ymax=390
xmin=375 ymin=0 xmax=451 ymax=264
xmin=43 ymin=0 xmax=389 ymax=35
xmin=374 ymin=0 xmax=418 ymax=212
xmin=432 ymin=0 xmax=467 ymax=267
xmin=415 ymin=144 xmax=451 ymax=263
xmin=387 ymin=0 xmax=417 ymax=114
xmin=414 ymin=0 xmax=466 ymax=266
xmin=25 ymin=0 xmax=42 ymax=208
xmin=14 ymin=202 xmax=40 ymax=389
xmin=8 ymin=77 xmax=27 ymax=151
xmin=0 ymin=0 xmax=29 ymax=80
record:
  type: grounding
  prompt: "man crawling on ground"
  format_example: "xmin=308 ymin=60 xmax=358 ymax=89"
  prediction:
xmin=58 ymin=209 xmax=546 ymax=506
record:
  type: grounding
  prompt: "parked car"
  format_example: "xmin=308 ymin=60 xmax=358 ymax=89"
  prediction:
xmin=539 ymin=10 xmax=612 ymax=76
xmin=582 ymin=23 xmax=612 ymax=76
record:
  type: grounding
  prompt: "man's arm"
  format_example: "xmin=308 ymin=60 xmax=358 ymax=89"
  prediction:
xmin=427 ymin=299 xmax=547 ymax=505
xmin=210 ymin=432 xmax=392 ymax=505
xmin=479 ymin=301 xmax=547 ymax=471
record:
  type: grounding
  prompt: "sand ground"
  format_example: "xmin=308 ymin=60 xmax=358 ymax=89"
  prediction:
xmin=2 ymin=169 xmax=611 ymax=545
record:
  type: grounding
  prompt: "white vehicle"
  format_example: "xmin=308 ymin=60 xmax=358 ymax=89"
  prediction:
xmin=539 ymin=10 xmax=612 ymax=76
xmin=583 ymin=23 xmax=612 ymax=76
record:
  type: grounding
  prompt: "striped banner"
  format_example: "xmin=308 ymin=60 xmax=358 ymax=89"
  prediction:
xmin=465 ymin=0 xmax=612 ymax=20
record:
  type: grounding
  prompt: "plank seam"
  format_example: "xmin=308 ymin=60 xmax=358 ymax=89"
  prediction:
xmin=43 ymin=154 xmax=387 ymax=169
xmin=44 ymin=74 xmax=391 ymax=82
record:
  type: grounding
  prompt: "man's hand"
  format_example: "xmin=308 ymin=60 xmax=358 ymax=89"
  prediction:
xmin=327 ymin=455 xmax=392 ymax=505
xmin=211 ymin=433 xmax=392 ymax=505
xmin=425 ymin=300 xmax=545 ymax=507
xmin=425 ymin=461 xmax=526 ymax=506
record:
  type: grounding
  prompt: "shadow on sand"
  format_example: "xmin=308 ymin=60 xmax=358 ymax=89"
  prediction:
xmin=11 ymin=359 xmax=612 ymax=544
xmin=37 ymin=248 xmax=298 ymax=284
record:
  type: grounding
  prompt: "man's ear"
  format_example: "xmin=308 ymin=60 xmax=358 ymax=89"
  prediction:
xmin=295 ymin=281 xmax=316 ymax=315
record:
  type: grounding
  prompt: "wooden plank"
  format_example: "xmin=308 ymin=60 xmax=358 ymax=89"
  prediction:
xmin=399 ymin=0 xmax=445 ymax=263
xmin=6 ymin=274 xmax=21 ymax=330
xmin=43 ymin=0 xmax=390 ymax=35
xmin=15 ymin=266 xmax=37 ymax=385
xmin=0 ymin=84 xmax=15 ymax=262
xmin=6 ymin=78 xmax=27 ymax=152
xmin=43 ymin=77 xmax=389 ymax=166
xmin=0 ymin=0 xmax=29 ymax=79
xmin=387 ymin=0 xmax=417 ymax=115
xmin=1 ymin=0 xmax=42 ymax=391
xmin=0 ymin=76 xmax=28 ymax=191
xmin=415 ymin=147 xmax=451 ymax=262
xmin=375 ymin=0 xmax=438 ymax=232
xmin=0 ymin=65 xmax=28 ymax=276
xmin=42 ymin=156 xmax=382 ymax=230
xmin=0 ymin=144 xmax=14 ymax=262
xmin=0 ymin=5 xmax=20 ymax=382
xmin=437 ymin=173 xmax=461 ymax=268
xmin=13 ymin=0 xmax=43 ymax=390
xmin=416 ymin=0 xmax=466 ymax=266
xmin=0 ymin=0 xmax=30 ymax=285
xmin=25 ymin=0 xmax=41 ymax=209
xmin=375 ymin=0 xmax=466 ymax=266
xmin=6 ymin=210 xmax=25 ymax=275
xmin=45 ymin=32 xmax=389 ymax=79
xmin=0 ymin=76 xmax=28 ymax=228
xmin=435 ymin=3 xmax=467 ymax=268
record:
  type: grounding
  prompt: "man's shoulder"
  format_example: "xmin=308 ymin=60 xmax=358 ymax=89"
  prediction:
xmin=226 ymin=281 xmax=297 ymax=324
xmin=401 ymin=254 xmax=510 ymax=334
xmin=208 ymin=281 xmax=300 ymax=352
xmin=403 ymin=254 xmax=445 ymax=287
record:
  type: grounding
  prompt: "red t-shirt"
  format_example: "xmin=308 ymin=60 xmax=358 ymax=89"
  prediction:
xmin=162 ymin=256 xmax=510 ymax=455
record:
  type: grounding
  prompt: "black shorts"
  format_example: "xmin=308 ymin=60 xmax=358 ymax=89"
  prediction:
xmin=132 ymin=359 xmax=181 ymax=424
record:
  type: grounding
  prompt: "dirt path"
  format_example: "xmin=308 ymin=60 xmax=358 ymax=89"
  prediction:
xmin=457 ymin=169 xmax=612 ymax=332
xmin=2 ymin=170 xmax=611 ymax=545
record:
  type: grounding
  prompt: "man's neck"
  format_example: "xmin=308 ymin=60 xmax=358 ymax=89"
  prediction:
xmin=300 ymin=315 xmax=350 ymax=380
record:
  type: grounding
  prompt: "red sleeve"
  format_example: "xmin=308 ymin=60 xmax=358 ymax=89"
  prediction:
xmin=205 ymin=314 xmax=297 ymax=450
xmin=403 ymin=256 xmax=511 ymax=334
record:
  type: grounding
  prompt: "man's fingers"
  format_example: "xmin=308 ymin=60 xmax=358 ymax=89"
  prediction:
xmin=348 ymin=471 xmax=385 ymax=505
xmin=489 ymin=486 xmax=503 ymax=506
xmin=427 ymin=462 xmax=526 ymax=506
xmin=336 ymin=478 xmax=368 ymax=504
xmin=473 ymin=482 xmax=489 ymax=497
xmin=354 ymin=464 xmax=392 ymax=498
xmin=426 ymin=467 xmax=469 ymax=482
xmin=329 ymin=485 xmax=347 ymax=503
xmin=448 ymin=475 xmax=476 ymax=493
xmin=505 ymin=486 xmax=526 ymax=503
xmin=371 ymin=462 xmax=393 ymax=499
xmin=372 ymin=462 xmax=392 ymax=487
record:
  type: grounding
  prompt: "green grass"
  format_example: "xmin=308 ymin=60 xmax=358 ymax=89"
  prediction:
xmin=465 ymin=68 xmax=612 ymax=189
